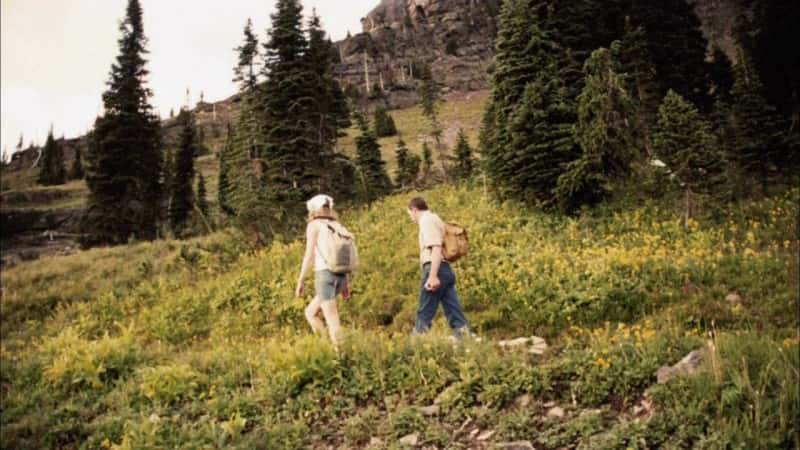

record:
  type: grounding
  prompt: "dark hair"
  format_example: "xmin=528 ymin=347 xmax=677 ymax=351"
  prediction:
xmin=408 ymin=197 xmax=429 ymax=211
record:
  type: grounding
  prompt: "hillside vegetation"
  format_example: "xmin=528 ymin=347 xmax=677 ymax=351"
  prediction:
xmin=1 ymin=185 xmax=797 ymax=449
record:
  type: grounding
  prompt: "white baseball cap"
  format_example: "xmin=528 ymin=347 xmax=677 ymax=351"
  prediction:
xmin=306 ymin=194 xmax=334 ymax=212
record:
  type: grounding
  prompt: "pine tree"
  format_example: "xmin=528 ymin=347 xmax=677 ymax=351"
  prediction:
xmin=483 ymin=0 xmax=572 ymax=202
xmin=260 ymin=0 xmax=319 ymax=227
xmin=611 ymin=18 xmax=658 ymax=155
xmin=305 ymin=9 xmax=352 ymax=196
xmin=196 ymin=173 xmax=209 ymax=217
xmin=169 ymin=110 xmax=197 ymax=232
xmin=417 ymin=64 xmax=447 ymax=179
xmin=629 ymin=0 xmax=711 ymax=111
xmin=374 ymin=106 xmax=398 ymax=137
xmin=451 ymin=129 xmax=474 ymax=180
xmin=729 ymin=54 xmax=788 ymax=193
xmin=502 ymin=66 xmax=580 ymax=207
xmin=234 ymin=18 xmax=260 ymax=91
xmin=556 ymin=48 xmax=638 ymax=211
xmin=354 ymin=113 xmax=391 ymax=204
xmin=217 ymin=123 xmax=234 ymax=215
xmin=82 ymin=0 xmax=162 ymax=246
xmin=69 ymin=146 xmax=85 ymax=180
xmin=38 ymin=128 xmax=66 ymax=185
xmin=394 ymin=137 xmax=420 ymax=189
xmin=653 ymin=90 xmax=725 ymax=222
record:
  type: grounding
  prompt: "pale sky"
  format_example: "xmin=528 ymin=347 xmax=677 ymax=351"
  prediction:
xmin=1 ymin=0 xmax=377 ymax=155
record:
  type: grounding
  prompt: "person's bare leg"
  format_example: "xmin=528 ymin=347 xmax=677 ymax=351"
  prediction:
xmin=305 ymin=297 xmax=326 ymax=334
xmin=320 ymin=299 xmax=341 ymax=344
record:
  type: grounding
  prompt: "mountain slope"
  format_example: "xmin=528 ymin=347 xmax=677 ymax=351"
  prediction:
xmin=1 ymin=184 xmax=797 ymax=448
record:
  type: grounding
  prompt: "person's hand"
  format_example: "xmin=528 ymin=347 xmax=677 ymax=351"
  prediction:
xmin=295 ymin=282 xmax=305 ymax=298
xmin=342 ymin=279 xmax=352 ymax=300
xmin=425 ymin=276 xmax=441 ymax=292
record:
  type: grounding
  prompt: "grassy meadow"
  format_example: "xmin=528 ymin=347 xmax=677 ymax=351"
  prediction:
xmin=1 ymin=183 xmax=797 ymax=449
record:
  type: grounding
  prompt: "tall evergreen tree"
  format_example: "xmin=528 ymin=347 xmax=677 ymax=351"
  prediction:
xmin=260 ymin=0 xmax=317 ymax=221
xmin=169 ymin=110 xmax=197 ymax=232
xmin=628 ymin=0 xmax=711 ymax=111
xmin=611 ymin=18 xmax=658 ymax=155
xmin=234 ymin=19 xmax=259 ymax=91
xmin=69 ymin=146 xmax=85 ymax=180
xmin=729 ymin=54 xmax=788 ymax=192
xmin=653 ymin=90 xmax=725 ymax=222
xmin=483 ymin=0 xmax=570 ymax=201
xmin=82 ymin=0 xmax=162 ymax=246
xmin=556 ymin=48 xmax=638 ymax=211
xmin=38 ymin=128 xmax=67 ymax=186
xmin=502 ymin=66 xmax=580 ymax=207
xmin=354 ymin=114 xmax=391 ymax=204
xmin=451 ymin=129 xmax=474 ymax=180
xmin=305 ymin=9 xmax=352 ymax=196
xmin=417 ymin=64 xmax=448 ymax=179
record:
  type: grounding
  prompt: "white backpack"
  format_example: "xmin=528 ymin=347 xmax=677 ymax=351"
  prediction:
xmin=317 ymin=220 xmax=358 ymax=274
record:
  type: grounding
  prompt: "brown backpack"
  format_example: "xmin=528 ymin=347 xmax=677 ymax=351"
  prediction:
xmin=442 ymin=223 xmax=468 ymax=262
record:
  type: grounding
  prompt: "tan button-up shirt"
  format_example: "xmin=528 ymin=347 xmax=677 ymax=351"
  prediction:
xmin=418 ymin=211 xmax=444 ymax=266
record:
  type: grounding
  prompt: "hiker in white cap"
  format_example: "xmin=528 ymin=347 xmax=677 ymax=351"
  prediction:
xmin=295 ymin=194 xmax=358 ymax=343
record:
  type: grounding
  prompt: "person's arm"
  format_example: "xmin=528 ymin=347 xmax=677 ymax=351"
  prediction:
xmin=425 ymin=245 xmax=443 ymax=292
xmin=295 ymin=222 xmax=318 ymax=297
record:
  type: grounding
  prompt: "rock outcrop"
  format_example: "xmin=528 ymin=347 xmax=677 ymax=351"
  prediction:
xmin=334 ymin=0 xmax=501 ymax=109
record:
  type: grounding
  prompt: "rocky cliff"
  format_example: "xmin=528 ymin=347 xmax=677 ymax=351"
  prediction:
xmin=334 ymin=0 xmax=502 ymax=109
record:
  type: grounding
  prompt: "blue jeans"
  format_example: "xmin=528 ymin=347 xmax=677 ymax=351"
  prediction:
xmin=415 ymin=263 xmax=470 ymax=337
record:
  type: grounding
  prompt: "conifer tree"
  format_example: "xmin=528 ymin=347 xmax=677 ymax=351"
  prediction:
xmin=417 ymin=65 xmax=447 ymax=179
xmin=611 ymin=19 xmax=658 ymax=155
xmin=69 ymin=146 xmax=84 ymax=180
xmin=38 ymin=128 xmax=67 ymax=186
xmin=483 ymin=0 xmax=569 ymax=200
xmin=162 ymin=148 xmax=174 ymax=208
xmin=305 ymin=9 xmax=352 ymax=196
xmin=394 ymin=138 xmax=420 ymax=189
xmin=261 ymin=0 xmax=316 ymax=218
xmin=629 ymin=0 xmax=711 ymax=111
xmin=354 ymin=114 xmax=391 ymax=204
xmin=653 ymin=90 xmax=724 ymax=222
xmin=169 ymin=110 xmax=197 ymax=232
xmin=556 ymin=48 xmax=638 ymax=211
xmin=82 ymin=0 xmax=162 ymax=246
xmin=502 ymin=67 xmax=580 ymax=207
xmin=234 ymin=18 xmax=260 ymax=91
xmin=729 ymin=54 xmax=787 ymax=193
xmin=196 ymin=173 xmax=209 ymax=218
xmin=374 ymin=106 xmax=398 ymax=137
xmin=451 ymin=129 xmax=474 ymax=180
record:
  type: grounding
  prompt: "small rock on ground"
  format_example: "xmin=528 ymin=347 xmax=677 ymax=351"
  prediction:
xmin=399 ymin=432 xmax=419 ymax=446
xmin=420 ymin=405 xmax=440 ymax=416
xmin=657 ymin=348 xmax=706 ymax=384
xmin=546 ymin=406 xmax=565 ymax=419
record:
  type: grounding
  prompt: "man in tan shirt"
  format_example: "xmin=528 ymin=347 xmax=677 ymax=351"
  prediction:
xmin=407 ymin=197 xmax=471 ymax=337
